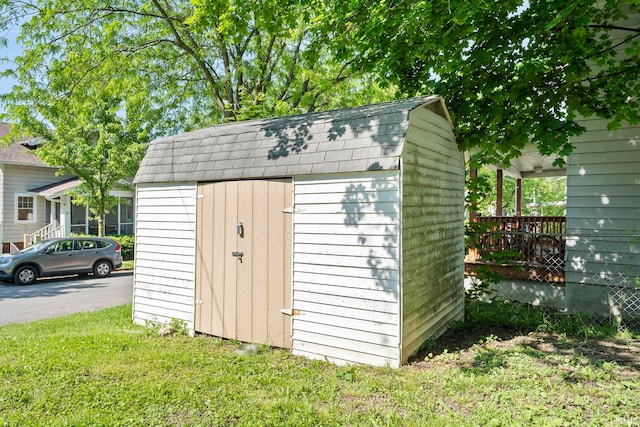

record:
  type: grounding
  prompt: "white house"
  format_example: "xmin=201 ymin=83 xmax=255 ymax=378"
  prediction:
xmin=464 ymin=7 xmax=640 ymax=320
xmin=0 ymin=123 xmax=135 ymax=252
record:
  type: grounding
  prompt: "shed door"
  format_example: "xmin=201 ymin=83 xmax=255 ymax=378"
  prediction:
xmin=195 ymin=179 xmax=293 ymax=348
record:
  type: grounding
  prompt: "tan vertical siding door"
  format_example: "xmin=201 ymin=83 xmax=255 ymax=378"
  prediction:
xmin=195 ymin=179 xmax=293 ymax=348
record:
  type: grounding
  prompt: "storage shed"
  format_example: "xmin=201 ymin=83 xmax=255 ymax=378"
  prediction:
xmin=133 ymin=96 xmax=465 ymax=367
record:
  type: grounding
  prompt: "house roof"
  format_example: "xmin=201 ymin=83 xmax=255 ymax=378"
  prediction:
xmin=0 ymin=123 xmax=49 ymax=167
xmin=502 ymin=144 xmax=567 ymax=179
xmin=134 ymin=96 xmax=451 ymax=184
xmin=29 ymin=177 xmax=82 ymax=198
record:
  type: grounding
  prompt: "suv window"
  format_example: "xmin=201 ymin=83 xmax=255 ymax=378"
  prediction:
xmin=75 ymin=240 xmax=96 ymax=250
xmin=51 ymin=240 xmax=74 ymax=252
xmin=96 ymin=240 xmax=111 ymax=249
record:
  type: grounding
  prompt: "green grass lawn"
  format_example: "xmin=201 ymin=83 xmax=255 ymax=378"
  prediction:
xmin=119 ymin=260 xmax=134 ymax=270
xmin=0 ymin=302 xmax=638 ymax=426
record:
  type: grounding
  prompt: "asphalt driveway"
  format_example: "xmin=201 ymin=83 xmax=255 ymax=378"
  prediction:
xmin=0 ymin=270 xmax=133 ymax=326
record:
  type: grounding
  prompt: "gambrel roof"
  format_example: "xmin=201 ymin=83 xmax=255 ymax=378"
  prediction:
xmin=134 ymin=96 xmax=452 ymax=184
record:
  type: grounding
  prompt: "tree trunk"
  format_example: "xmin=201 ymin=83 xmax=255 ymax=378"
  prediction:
xmin=97 ymin=197 xmax=105 ymax=237
xmin=97 ymin=215 xmax=104 ymax=237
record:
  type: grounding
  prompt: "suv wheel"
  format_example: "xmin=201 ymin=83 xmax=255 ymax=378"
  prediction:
xmin=93 ymin=260 xmax=112 ymax=278
xmin=14 ymin=265 xmax=37 ymax=285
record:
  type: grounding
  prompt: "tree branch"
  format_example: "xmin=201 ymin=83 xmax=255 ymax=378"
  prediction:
xmin=587 ymin=24 xmax=640 ymax=33
xmin=149 ymin=0 xmax=226 ymax=114
xmin=278 ymin=31 xmax=305 ymax=102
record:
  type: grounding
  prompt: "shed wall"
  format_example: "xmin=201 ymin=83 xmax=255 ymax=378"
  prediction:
xmin=291 ymin=171 xmax=401 ymax=367
xmin=400 ymin=107 xmax=465 ymax=362
xmin=133 ymin=183 xmax=197 ymax=330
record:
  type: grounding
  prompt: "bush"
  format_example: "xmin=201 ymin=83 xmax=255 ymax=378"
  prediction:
xmin=107 ymin=234 xmax=135 ymax=260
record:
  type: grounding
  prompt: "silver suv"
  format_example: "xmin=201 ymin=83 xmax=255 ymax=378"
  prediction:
xmin=0 ymin=237 xmax=123 ymax=285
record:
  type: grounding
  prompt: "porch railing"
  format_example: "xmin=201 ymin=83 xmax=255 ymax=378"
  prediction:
xmin=466 ymin=216 xmax=566 ymax=282
xmin=23 ymin=224 xmax=65 ymax=247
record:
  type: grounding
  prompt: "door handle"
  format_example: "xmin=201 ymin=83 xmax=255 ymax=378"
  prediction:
xmin=232 ymin=251 xmax=244 ymax=263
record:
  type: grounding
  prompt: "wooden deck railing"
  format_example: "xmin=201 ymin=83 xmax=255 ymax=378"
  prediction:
xmin=465 ymin=216 xmax=566 ymax=282
xmin=467 ymin=216 xmax=566 ymax=265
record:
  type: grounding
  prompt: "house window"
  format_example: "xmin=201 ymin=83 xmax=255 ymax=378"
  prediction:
xmin=70 ymin=202 xmax=88 ymax=234
xmin=105 ymin=207 xmax=118 ymax=235
xmin=119 ymin=197 xmax=134 ymax=234
xmin=71 ymin=196 xmax=135 ymax=235
xmin=15 ymin=194 xmax=36 ymax=223
xmin=70 ymin=203 xmax=98 ymax=235
xmin=106 ymin=197 xmax=135 ymax=235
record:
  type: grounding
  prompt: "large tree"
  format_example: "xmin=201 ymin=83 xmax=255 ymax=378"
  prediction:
xmin=320 ymin=0 xmax=640 ymax=168
xmin=0 ymin=0 xmax=393 ymax=235
xmin=4 ymin=0 xmax=637 ymax=168
xmin=1 ymin=0 xmax=390 ymax=131
xmin=2 ymin=51 xmax=148 ymax=236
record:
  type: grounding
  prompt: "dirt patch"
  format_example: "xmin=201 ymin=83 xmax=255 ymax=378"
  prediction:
xmin=408 ymin=325 xmax=640 ymax=370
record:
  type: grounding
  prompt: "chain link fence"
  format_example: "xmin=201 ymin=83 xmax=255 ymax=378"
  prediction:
xmin=567 ymin=233 xmax=640 ymax=330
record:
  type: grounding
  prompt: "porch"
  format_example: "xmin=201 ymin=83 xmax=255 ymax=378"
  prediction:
xmin=465 ymin=145 xmax=567 ymax=286
xmin=3 ymin=178 xmax=135 ymax=253
xmin=465 ymin=215 xmax=566 ymax=283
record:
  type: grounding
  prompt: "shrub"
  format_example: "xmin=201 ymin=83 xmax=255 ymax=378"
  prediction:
xmin=107 ymin=234 xmax=135 ymax=260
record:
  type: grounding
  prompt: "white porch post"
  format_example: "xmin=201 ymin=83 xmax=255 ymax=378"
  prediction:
xmin=60 ymin=194 xmax=72 ymax=237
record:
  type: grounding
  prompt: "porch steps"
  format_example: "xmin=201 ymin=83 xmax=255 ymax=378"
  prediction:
xmin=23 ymin=224 xmax=65 ymax=247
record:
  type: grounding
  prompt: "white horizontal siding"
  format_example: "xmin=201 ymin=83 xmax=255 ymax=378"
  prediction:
xmin=292 ymin=340 xmax=397 ymax=368
xmin=135 ymin=275 xmax=196 ymax=294
xmin=295 ymin=242 xmax=395 ymax=259
xmin=565 ymin=114 xmax=640 ymax=314
xmin=562 ymin=9 xmax=640 ymax=314
xmin=295 ymin=191 xmax=399 ymax=205
xmin=135 ymin=228 xmax=198 ymax=240
xmin=566 ymin=120 xmax=639 ymax=250
xmin=295 ymin=263 xmax=398 ymax=287
xmin=291 ymin=171 xmax=401 ymax=367
xmin=295 ymin=223 xmax=396 ymax=236
xmin=294 ymin=271 xmax=397 ymax=291
xmin=569 ymin=185 xmax=640 ymax=197
xmin=295 ymin=232 xmax=394 ymax=247
xmin=294 ymin=252 xmax=397 ymax=271
xmin=565 ymin=233 xmax=640 ymax=287
xmin=133 ymin=183 xmax=197 ymax=331
xmin=401 ymin=106 xmax=465 ymax=363
xmin=135 ymin=235 xmax=195 ymax=250
xmin=2 ymin=164 xmax=65 ymax=244
xmin=294 ymin=299 xmax=397 ymax=324
xmin=295 ymin=289 xmax=397 ymax=313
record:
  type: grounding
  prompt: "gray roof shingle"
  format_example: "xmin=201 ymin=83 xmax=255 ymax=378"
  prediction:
xmin=134 ymin=96 xmax=446 ymax=184
xmin=0 ymin=123 xmax=50 ymax=167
